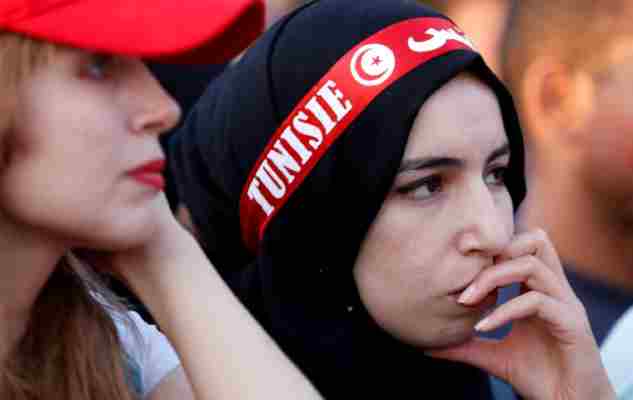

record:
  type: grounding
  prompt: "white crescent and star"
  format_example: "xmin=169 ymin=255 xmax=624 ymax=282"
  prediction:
xmin=350 ymin=43 xmax=396 ymax=87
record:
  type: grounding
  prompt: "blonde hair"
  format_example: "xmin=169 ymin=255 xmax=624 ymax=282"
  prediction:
xmin=0 ymin=32 xmax=137 ymax=400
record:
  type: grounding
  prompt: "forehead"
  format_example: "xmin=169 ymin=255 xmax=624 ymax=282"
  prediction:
xmin=404 ymin=74 xmax=506 ymax=160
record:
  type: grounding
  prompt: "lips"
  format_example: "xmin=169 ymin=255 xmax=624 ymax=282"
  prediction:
xmin=448 ymin=260 xmax=496 ymax=297
xmin=127 ymin=159 xmax=166 ymax=190
xmin=449 ymin=282 xmax=499 ymax=312
xmin=449 ymin=282 xmax=472 ymax=297
xmin=462 ymin=289 xmax=499 ymax=310
xmin=448 ymin=269 xmax=499 ymax=310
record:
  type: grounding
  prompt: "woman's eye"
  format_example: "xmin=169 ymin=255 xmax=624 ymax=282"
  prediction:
xmin=484 ymin=166 xmax=508 ymax=186
xmin=83 ymin=54 xmax=114 ymax=80
xmin=397 ymin=175 xmax=444 ymax=200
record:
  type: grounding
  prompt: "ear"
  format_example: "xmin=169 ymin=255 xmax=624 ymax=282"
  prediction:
xmin=519 ymin=58 xmax=595 ymax=147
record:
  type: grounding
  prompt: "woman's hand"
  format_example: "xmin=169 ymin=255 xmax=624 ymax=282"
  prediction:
xmin=427 ymin=229 xmax=616 ymax=400
xmin=75 ymin=193 xmax=323 ymax=400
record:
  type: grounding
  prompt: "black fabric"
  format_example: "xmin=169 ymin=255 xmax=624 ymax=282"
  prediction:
xmin=170 ymin=0 xmax=526 ymax=397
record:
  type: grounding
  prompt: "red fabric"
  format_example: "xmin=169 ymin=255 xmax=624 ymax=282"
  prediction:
xmin=1 ymin=0 xmax=265 ymax=63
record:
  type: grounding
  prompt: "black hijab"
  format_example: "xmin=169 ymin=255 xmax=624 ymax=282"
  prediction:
xmin=170 ymin=0 xmax=525 ymax=397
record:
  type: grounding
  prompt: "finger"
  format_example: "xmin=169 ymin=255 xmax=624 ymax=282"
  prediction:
xmin=426 ymin=338 xmax=510 ymax=382
xmin=498 ymin=229 xmax=568 ymax=285
xmin=475 ymin=291 xmax=584 ymax=339
xmin=458 ymin=254 xmax=566 ymax=305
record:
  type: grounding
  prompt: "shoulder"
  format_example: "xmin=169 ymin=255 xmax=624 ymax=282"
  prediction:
xmin=114 ymin=310 xmax=181 ymax=399
xmin=602 ymin=307 xmax=633 ymax=398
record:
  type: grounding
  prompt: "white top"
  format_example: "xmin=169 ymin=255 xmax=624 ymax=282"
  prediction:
xmin=602 ymin=307 xmax=633 ymax=399
xmin=114 ymin=311 xmax=182 ymax=398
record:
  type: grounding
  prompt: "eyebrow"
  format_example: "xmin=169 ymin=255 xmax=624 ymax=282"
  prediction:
xmin=398 ymin=143 xmax=511 ymax=173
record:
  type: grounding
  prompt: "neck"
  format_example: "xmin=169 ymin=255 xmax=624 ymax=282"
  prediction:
xmin=0 ymin=215 xmax=66 ymax=361
xmin=517 ymin=168 xmax=633 ymax=291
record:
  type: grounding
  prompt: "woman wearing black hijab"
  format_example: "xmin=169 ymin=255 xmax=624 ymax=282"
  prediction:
xmin=170 ymin=1 xmax=614 ymax=398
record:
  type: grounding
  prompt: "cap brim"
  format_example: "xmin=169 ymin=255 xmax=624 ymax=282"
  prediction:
xmin=8 ymin=0 xmax=265 ymax=64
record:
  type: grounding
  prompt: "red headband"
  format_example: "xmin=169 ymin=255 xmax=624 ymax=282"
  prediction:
xmin=240 ymin=17 xmax=476 ymax=251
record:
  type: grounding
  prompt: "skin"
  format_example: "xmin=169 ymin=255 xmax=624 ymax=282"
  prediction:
xmin=354 ymin=73 xmax=514 ymax=348
xmin=579 ymin=42 xmax=633 ymax=225
xmin=1 ymin=50 xmax=181 ymax=250
xmin=353 ymin=74 xmax=615 ymax=400
xmin=515 ymin=35 xmax=633 ymax=291
xmin=0 ymin=46 xmax=321 ymax=400
xmin=0 ymin=48 xmax=180 ymax=363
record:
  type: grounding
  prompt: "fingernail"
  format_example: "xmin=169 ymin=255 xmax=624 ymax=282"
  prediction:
xmin=458 ymin=285 xmax=476 ymax=304
xmin=475 ymin=317 xmax=491 ymax=332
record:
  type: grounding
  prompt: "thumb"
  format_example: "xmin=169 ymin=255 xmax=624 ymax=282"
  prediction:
xmin=425 ymin=337 xmax=510 ymax=381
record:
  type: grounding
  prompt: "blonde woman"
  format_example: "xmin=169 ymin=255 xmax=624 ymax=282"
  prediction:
xmin=0 ymin=1 xmax=321 ymax=399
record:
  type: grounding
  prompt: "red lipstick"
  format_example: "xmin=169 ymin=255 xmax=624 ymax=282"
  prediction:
xmin=128 ymin=159 xmax=166 ymax=190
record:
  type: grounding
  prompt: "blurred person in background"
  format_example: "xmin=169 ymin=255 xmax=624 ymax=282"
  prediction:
xmin=501 ymin=0 xmax=633 ymax=346
xmin=418 ymin=0 xmax=513 ymax=75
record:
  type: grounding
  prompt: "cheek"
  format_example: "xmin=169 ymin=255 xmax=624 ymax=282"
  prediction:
xmin=15 ymin=76 xmax=125 ymax=169
xmin=1 ymin=167 xmax=158 ymax=250
xmin=499 ymin=190 xmax=515 ymax=234
xmin=584 ymin=111 xmax=633 ymax=190
xmin=2 ymin=73 xmax=157 ymax=247
xmin=1 ymin=160 xmax=99 ymax=236
xmin=354 ymin=202 xmax=440 ymax=301
xmin=609 ymin=134 xmax=633 ymax=174
xmin=353 ymin=201 xmax=452 ymax=343
xmin=591 ymin=98 xmax=633 ymax=157
xmin=9 ymin=90 xmax=127 ymax=200
xmin=0 ymin=132 xmax=137 ymax=247
xmin=4 ymin=131 xmax=106 ymax=212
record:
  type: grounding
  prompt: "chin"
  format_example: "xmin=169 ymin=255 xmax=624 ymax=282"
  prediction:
xmin=67 ymin=229 xmax=147 ymax=251
xmin=425 ymin=329 xmax=476 ymax=349
xmin=67 ymin=215 xmax=159 ymax=251
xmin=403 ymin=317 xmax=479 ymax=349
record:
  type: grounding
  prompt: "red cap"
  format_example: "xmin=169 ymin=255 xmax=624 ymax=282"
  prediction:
xmin=0 ymin=0 xmax=265 ymax=64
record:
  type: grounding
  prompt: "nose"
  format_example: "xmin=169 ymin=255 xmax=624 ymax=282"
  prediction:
xmin=129 ymin=65 xmax=182 ymax=136
xmin=456 ymin=183 xmax=512 ymax=257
